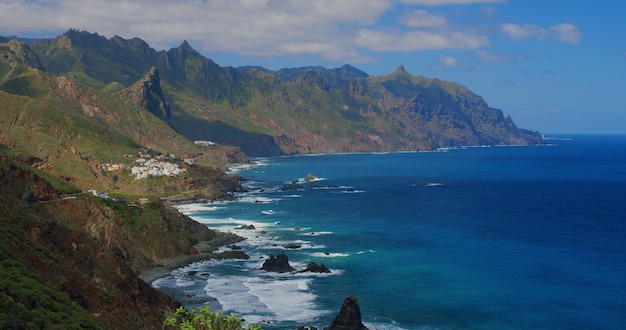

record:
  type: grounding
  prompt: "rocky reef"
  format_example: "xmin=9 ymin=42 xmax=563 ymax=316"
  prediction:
xmin=261 ymin=252 xmax=295 ymax=273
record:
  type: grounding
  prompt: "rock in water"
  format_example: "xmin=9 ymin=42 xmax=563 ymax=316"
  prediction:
xmin=324 ymin=296 xmax=368 ymax=330
xmin=301 ymin=262 xmax=331 ymax=273
xmin=261 ymin=252 xmax=294 ymax=273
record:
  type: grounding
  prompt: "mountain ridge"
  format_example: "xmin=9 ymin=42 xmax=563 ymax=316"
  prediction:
xmin=21 ymin=30 xmax=542 ymax=156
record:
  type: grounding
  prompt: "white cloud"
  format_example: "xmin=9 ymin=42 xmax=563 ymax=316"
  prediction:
xmin=501 ymin=23 xmax=546 ymax=41
xmin=440 ymin=56 xmax=458 ymax=67
xmin=501 ymin=23 xmax=582 ymax=44
xmin=548 ymin=23 xmax=582 ymax=44
xmin=399 ymin=10 xmax=448 ymax=28
xmin=0 ymin=0 xmax=394 ymax=61
xmin=399 ymin=0 xmax=506 ymax=5
xmin=0 ymin=0 xmax=579 ymax=65
xmin=434 ymin=56 xmax=484 ymax=72
xmin=356 ymin=29 xmax=489 ymax=51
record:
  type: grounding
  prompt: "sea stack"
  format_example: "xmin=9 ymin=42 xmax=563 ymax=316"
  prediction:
xmin=324 ymin=296 xmax=368 ymax=330
xmin=261 ymin=252 xmax=294 ymax=273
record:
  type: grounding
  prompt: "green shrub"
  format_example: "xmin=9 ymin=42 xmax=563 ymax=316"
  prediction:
xmin=163 ymin=306 xmax=261 ymax=330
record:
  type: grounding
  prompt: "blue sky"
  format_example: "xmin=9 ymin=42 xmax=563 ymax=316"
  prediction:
xmin=1 ymin=0 xmax=625 ymax=134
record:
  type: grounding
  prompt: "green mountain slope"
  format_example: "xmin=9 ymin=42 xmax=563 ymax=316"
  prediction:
xmin=25 ymin=30 xmax=542 ymax=157
xmin=1 ymin=38 xmax=246 ymax=196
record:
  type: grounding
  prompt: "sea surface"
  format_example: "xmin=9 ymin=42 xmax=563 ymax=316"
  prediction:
xmin=153 ymin=135 xmax=626 ymax=329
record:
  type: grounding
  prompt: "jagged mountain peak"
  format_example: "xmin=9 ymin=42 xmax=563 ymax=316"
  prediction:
xmin=179 ymin=40 xmax=193 ymax=50
xmin=171 ymin=39 xmax=202 ymax=58
xmin=63 ymin=28 xmax=108 ymax=45
xmin=0 ymin=39 xmax=45 ymax=71
xmin=338 ymin=64 xmax=369 ymax=78
xmin=121 ymin=66 xmax=171 ymax=122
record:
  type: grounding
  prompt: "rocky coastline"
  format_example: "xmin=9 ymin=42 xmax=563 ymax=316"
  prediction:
xmin=138 ymin=236 xmax=248 ymax=283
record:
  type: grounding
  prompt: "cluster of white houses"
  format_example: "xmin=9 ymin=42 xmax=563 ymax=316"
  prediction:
xmin=194 ymin=140 xmax=216 ymax=147
xmin=101 ymin=150 xmax=196 ymax=180
xmin=131 ymin=158 xmax=185 ymax=180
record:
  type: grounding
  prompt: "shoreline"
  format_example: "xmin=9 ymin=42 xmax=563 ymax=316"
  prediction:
xmin=138 ymin=235 xmax=246 ymax=284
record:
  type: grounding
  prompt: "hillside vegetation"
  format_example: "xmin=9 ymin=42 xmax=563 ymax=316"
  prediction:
xmin=0 ymin=29 xmax=544 ymax=329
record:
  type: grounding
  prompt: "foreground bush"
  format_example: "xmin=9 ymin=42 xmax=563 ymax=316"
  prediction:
xmin=163 ymin=306 xmax=261 ymax=330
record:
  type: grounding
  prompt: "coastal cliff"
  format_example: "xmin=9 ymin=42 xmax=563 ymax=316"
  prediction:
xmin=0 ymin=154 xmax=242 ymax=329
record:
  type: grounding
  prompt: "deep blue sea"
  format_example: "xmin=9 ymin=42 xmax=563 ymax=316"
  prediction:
xmin=153 ymin=135 xmax=626 ymax=329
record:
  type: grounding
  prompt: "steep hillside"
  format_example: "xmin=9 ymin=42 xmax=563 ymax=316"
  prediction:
xmin=0 ymin=38 xmax=247 ymax=196
xmin=0 ymin=153 xmax=243 ymax=329
xmin=25 ymin=30 xmax=542 ymax=157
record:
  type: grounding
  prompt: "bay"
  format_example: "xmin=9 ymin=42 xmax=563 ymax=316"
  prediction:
xmin=153 ymin=135 xmax=626 ymax=329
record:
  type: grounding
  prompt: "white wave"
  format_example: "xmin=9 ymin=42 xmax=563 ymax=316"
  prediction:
xmin=175 ymin=277 xmax=196 ymax=287
xmin=261 ymin=210 xmax=276 ymax=215
xmin=261 ymin=239 xmax=323 ymax=251
xmin=283 ymin=194 xmax=303 ymax=198
xmin=337 ymin=189 xmax=365 ymax=193
xmin=202 ymin=275 xmax=328 ymax=325
xmin=302 ymin=231 xmax=334 ymax=236
xmin=311 ymin=185 xmax=351 ymax=190
xmin=310 ymin=252 xmax=350 ymax=258
xmin=226 ymin=160 xmax=268 ymax=174
xmin=203 ymin=276 xmax=270 ymax=323
xmin=243 ymin=277 xmax=324 ymax=322
xmin=291 ymin=176 xmax=327 ymax=184
xmin=412 ymin=182 xmax=443 ymax=187
xmin=151 ymin=276 xmax=173 ymax=289
xmin=174 ymin=203 xmax=225 ymax=214
xmin=364 ymin=321 xmax=414 ymax=330
xmin=291 ymin=268 xmax=345 ymax=277
xmin=238 ymin=196 xmax=281 ymax=204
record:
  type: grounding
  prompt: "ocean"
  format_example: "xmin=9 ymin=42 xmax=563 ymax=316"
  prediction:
xmin=152 ymin=135 xmax=626 ymax=329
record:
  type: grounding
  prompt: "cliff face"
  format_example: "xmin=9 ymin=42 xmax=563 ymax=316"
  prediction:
xmin=122 ymin=66 xmax=171 ymax=123
xmin=22 ymin=30 xmax=543 ymax=158
xmin=0 ymin=154 xmax=241 ymax=329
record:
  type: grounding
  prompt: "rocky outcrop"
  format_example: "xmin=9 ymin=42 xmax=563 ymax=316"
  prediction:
xmin=0 ymin=39 xmax=44 ymax=71
xmin=304 ymin=173 xmax=319 ymax=181
xmin=261 ymin=252 xmax=295 ymax=273
xmin=122 ymin=66 xmax=171 ymax=122
xmin=301 ymin=262 xmax=331 ymax=273
xmin=324 ymin=296 xmax=368 ymax=330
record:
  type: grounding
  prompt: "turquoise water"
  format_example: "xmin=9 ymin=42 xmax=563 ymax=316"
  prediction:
xmin=153 ymin=135 xmax=626 ymax=329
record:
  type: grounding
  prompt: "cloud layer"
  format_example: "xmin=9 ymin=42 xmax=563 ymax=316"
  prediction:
xmin=0 ymin=0 xmax=581 ymax=63
xmin=501 ymin=23 xmax=582 ymax=44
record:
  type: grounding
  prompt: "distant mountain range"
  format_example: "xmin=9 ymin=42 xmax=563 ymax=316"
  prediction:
xmin=1 ymin=29 xmax=543 ymax=192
